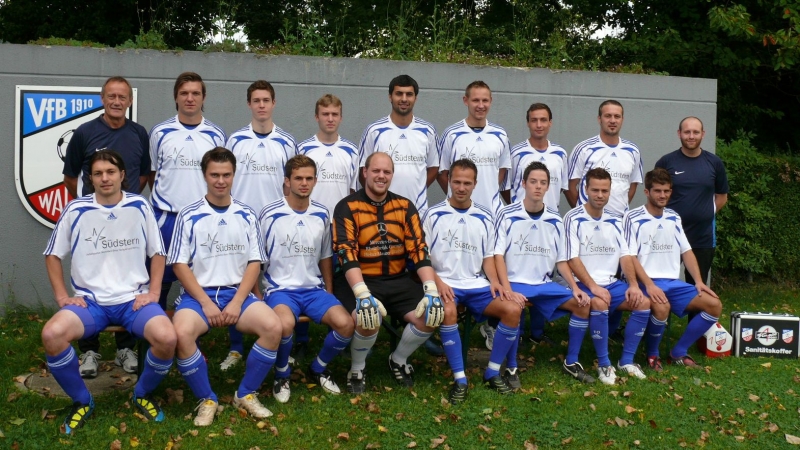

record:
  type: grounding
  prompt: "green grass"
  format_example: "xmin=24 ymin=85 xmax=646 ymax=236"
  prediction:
xmin=1 ymin=284 xmax=799 ymax=449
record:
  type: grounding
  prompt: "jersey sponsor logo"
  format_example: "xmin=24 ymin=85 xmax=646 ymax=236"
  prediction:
xmin=218 ymin=218 xmax=227 ymax=226
xmin=386 ymin=145 xmax=425 ymax=164
xmin=596 ymin=160 xmax=630 ymax=182
xmin=107 ymin=212 xmax=118 ymax=221
xmin=200 ymin=232 xmax=245 ymax=256
xmin=84 ymin=227 xmax=141 ymax=253
xmin=643 ymin=234 xmax=673 ymax=253
xmin=377 ymin=223 xmax=388 ymax=236
xmin=459 ymin=147 xmax=497 ymax=165
xmin=581 ymin=234 xmax=616 ymax=255
xmin=280 ymin=232 xmax=316 ymax=256
xmin=167 ymin=147 xmax=202 ymax=168
xmin=238 ymin=153 xmax=280 ymax=173
xmin=675 ymin=171 xmax=685 ymax=175
xmin=441 ymin=229 xmax=478 ymax=252
xmin=513 ymin=233 xmax=551 ymax=255
xmin=318 ymin=161 xmax=348 ymax=181
xmin=14 ymin=85 xmax=137 ymax=228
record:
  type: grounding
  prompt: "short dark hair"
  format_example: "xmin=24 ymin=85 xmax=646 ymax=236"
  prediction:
xmin=465 ymin=80 xmax=491 ymax=98
xmin=101 ymin=76 xmax=133 ymax=100
xmin=585 ymin=167 xmax=611 ymax=187
xmin=88 ymin=149 xmax=128 ymax=192
xmin=173 ymin=72 xmax=206 ymax=111
xmin=389 ymin=75 xmax=419 ymax=96
xmin=598 ymin=99 xmax=623 ymax=117
xmin=201 ymin=147 xmax=236 ymax=174
xmin=678 ymin=116 xmax=704 ymax=131
xmin=247 ymin=80 xmax=276 ymax=103
xmin=448 ymin=158 xmax=478 ymax=180
xmin=527 ymin=103 xmax=552 ymax=121
xmin=645 ymin=168 xmax=673 ymax=190
xmin=284 ymin=154 xmax=317 ymax=178
xmin=315 ymin=94 xmax=342 ymax=115
xmin=523 ymin=161 xmax=550 ymax=184
xmin=364 ymin=152 xmax=394 ymax=171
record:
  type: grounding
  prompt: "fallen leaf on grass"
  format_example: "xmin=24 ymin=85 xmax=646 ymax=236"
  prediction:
xmin=749 ymin=394 xmax=760 ymax=402
xmin=523 ymin=441 xmax=538 ymax=450
xmin=224 ymin=427 xmax=234 ymax=436
xmin=350 ymin=397 xmax=361 ymax=405
xmin=478 ymin=424 xmax=492 ymax=434
xmin=366 ymin=402 xmax=380 ymax=413
xmin=735 ymin=436 xmax=745 ymax=442
xmin=609 ymin=391 xmax=619 ymax=397
xmin=625 ymin=405 xmax=637 ymax=414
xmin=561 ymin=437 xmax=573 ymax=444
xmin=430 ymin=435 xmax=447 ymax=448
xmin=365 ymin=443 xmax=381 ymax=449
xmin=589 ymin=404 xmax=596 ymax=411
xmin=700 ymin=430 xmax=710 ymax=442
xmin=649 ymin=419 xmax=657 ymax=429
xmin=189 ymin=430 xmax=199 ymax=437
xmin=761 ymin=362 xmax=772 ymax=368
xmin=13 ymin=376 xmax=27 ymax=384
xmin=8 ymin=419 xmax=25 ymax=426
xmin=269 ymin=426 xmax=278 ymax=437
xmin=129 ymin=436 xmax=140 ymax=447
xmin=584 ymin=391 xmax=597 ymax=397
xmin=404 ymin=432 xmax=415 ymax=439
xmin=787 ymin=434 xmax=800 ymax=445
xmin=378 ymin=425 xmax=388 ymax=433
xmin=0 ymin=429 xmax=4 ymax=438
xmin=674 ymin=394 xmax=683 ymax=402
xmin=633 ymin=440 xmax=640 ymax=446
xmin=109 ymin=426 xmax=119 ymax=435
xmin=767 ymin=423 xmax=780 ymax=433
xmin=602 ymin=440 xmax=614 ymax=447
xmin=110 ymin=440 xmax=122 ymax=450
xmin=407 ymin=442 xmax=417 ymax=448
xmin=7 ymin=393 xmax=21 ymax=403
xmin=338 ymin=432 xmax=350 ymax=441
xmin=614 ymin=417 xmax=628 ymax=427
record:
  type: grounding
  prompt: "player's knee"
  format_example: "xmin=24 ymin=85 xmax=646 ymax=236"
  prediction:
xmin=443 ymin=302 xmax=458 ymax=324
xmin=651 ymin=302 xmax=670 ymax=320
xmin=330 ymin=311 xmax=354 ymax=337
xmin=41 ymin=319 xmax=69 ymax=345
xmin=636 ymin=297 xmax=651 ymax=311
xmin=498 ymin=301 xmax=520 ymax=326
xmin=279 ymin=316 xmax=296 ymax=336
xmin=149 ymin=322 xmax=178 ymax=352
xmin=706 ymin=298 xmax=722 ymax=317
xmin=590 ymin=297 xmax=607 ymax=310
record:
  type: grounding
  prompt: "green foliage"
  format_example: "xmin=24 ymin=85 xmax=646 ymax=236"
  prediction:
xmin=27 ymin=37 xmax=106 ymax=48
xmin=117 ymin=29 xmax=170 ymax=50
xmin=715 ymin=132 xmax=800 ymax=280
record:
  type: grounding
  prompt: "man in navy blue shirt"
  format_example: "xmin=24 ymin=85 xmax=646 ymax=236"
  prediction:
xmin=654 ymin=116 xmax=728 ymax=286
xmin=61 ymin=76 xmax=151 ymax=378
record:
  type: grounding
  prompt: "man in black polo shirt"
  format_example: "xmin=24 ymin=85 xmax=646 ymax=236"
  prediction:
xmin=654 ymin=116 xmax=728 ymax=287
xmin=62 ymin=76 xmax=150 ymax=378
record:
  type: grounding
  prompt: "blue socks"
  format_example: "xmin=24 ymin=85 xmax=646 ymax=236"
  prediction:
xmin=178 ymin=349 xmax=216 ymax=402
xmin=645 ymin=315 xmax=668 ymax=357
xmin=311 ymin=330 xmax=351 ymax=374
xmin=228 ymin=326 xmax=244 ymax=354
xmin=238 ymin=342 xmax=277 ymax=395
xmin=590 ymin=310 xmax=610 ymax=367
xmin=506 ymin=325 xmax=520 ymax=370
xmin=47 ymin=346 xmax=91 ymax=405
xmin=440 ymin=324 xmax=466 ymax=384
xmin=134 ymin=349 xmax=173 ymax=398
xmin=275 ymin=335 xmax=294 ymax=379
xmin=620 ymin=310 xmax=649 ymax=365
xmin=566 ymin=316 xmax=589 ymax=365
xmin=485 ymin=322 xmax=517 ymax=379
xmin=672 ymin=312 xmax=718 ymax=358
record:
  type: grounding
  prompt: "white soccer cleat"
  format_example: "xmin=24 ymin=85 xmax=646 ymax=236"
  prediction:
xmin=219 ymin=350 xmax=242 ymax=371
xmin=597 ymin=365 xmax=617 ymax=385
xmin=234 ymin=391 xmax=273 ymax=418
xmin=114 ymin=348 xmax=138 ymax=374
xmin=272 ymin=378 xmax=291 ymax=404
xmin=193 ymin=399 xmax=218 ymax=427
xmin=617 ymin=362 xmax=646 ymax=379
xmin=479 ymin=323 xmax=495 ymax=350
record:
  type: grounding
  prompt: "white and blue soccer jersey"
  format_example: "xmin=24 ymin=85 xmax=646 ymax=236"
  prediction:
xmin=297 ymin=135 xmax=359 ymax=214
xmin=438 ymin=120 xmax=511 ymax=216
xmin=359 ymin=116 xmax=438 ymax=213
xmin=494 ymin=201 xmax=566 ymax=285
xmin=259 ymin=198 xmax=333 ymax=294
xmin=422 ymin=200 xmax=495 ymax=290
xmin=44 ymin=193 xmax=165 ymax=306
xmin=149 ymin=116 xmax=226 ymax=213
xmin=506 ymin=140 xmax=568 ymax=209
xmin=623 ymin=205 xmax=692 ymax=280
xmin=227 ymin=124 xmax=297 ymax=214
xmin=564 ymin=205 xmax=630 ymax=286
xmin=167 ymin=197 xmax=265 ymax=288
xmin=568 ymin=135 xmax=643 ymax=215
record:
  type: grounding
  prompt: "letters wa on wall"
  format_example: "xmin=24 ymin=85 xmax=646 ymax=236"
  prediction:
xmin=14 ymin=86 xmax=138 ymax=228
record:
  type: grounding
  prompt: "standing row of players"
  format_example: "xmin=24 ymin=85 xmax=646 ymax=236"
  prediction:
xmin=44 ymin=71 xmax=726 ymax=433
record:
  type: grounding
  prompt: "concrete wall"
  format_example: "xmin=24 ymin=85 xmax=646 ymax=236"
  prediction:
xmin=0 ymin=44 xmax=717 ymax=308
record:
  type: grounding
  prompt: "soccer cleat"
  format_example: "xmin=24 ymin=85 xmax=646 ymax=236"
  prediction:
xmin=234 ymin=391 xmax=273 ymax=418
xmin=115 ymin=348 xmax=138 ymax=374
xmin=597 ymin=365 xmax=617 ymax=385
xmin=503 ymin=367 xmax=522 ymax=390
xmin=219 ymin=350 xmax=242 ymax=371
xmin=479 ymin=323 xmax=495 ymax=350
xmin=272 ymin=377 xmax=291 ymax=403
xmin=562 ymin=361 xmax=596 ymax=384
xmin=669 ymin=354 xmax=701 ymax=369
xmin=310 ymin=366 xmax=341 ymax=395
xmin=388 ymin=353 xmax=415 ymax=387
xmin=647 ymin=355 xmax=664 ymax=372
xmin=78 ymin=350 xmax=100 ymax=379
xmin=133 ymin=393 xmax=165 ymax=422
xmin=617 ymin=362 xmax=647 ymax=379
xmin=484 ymin=375 xmax=514 ymax=394
xmin=346 ymin=369 xmax=366 ymax=394
xmin=63 ymin=397 xmax=94 ymax=435
xmin=528 ymin=334 xmax=556 ymax=346
xmin=193 ymin=399 xmax=218 ymax=427
xmin=448 ymin=382 xmax=469 ymax=404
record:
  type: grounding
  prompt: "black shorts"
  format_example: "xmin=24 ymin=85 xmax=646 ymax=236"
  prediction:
xmin=333 ymin=272 xmax=423 ymax=319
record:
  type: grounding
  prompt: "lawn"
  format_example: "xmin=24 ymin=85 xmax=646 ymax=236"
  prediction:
xmin=1 ymin=283 xmax=799 ymax=449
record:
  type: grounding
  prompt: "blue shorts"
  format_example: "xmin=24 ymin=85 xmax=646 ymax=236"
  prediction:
xmin=577 ymin=280 xmax=629 ymax=312
xmin=266 ymin=288 xmax=342 ymax=324
xmin=511 ymin=282 xmax=574 ymax=322
xmin=64 ymin=300 xmax=166 ymax=340
xmin=175 ymin=286 xmax=262 ymax=327
xmin=154 ymin=208 xmax=178 ymax=283
xmin=639 ymin=279 xmax=698 ymax=318
xmin=452 ymin=287 xmax=496 ymax=323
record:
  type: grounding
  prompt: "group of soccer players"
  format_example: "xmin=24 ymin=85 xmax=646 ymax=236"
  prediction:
xmin=41 ymin=72 xmax=723 ymax=435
